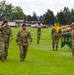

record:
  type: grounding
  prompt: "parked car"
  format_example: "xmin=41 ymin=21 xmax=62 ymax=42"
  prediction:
xmin=31 ymin=24 xmax=47 ymax=28
xmin=31 ymin=24 xmax=38 ymax=28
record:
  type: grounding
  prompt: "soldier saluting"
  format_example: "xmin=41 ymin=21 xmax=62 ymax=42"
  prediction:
xmin=0 ymin=21 xmax=12 ymax=61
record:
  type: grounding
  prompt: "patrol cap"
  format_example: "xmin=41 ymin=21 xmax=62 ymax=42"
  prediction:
xmin=22 ymin=23 xmax=26 ymax=27
xmin=38 ymin=22 xmax=40 ymax=25
xmin=3 ymin=20 xmax=8 ymax=24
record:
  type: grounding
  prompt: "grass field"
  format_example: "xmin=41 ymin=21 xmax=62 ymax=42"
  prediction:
xmin=0 ymin=27 xmax=74 ymax=75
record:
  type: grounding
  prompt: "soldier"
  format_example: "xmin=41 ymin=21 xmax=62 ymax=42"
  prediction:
xmin=0 ymin=21 xmax=13 ymax=60
xmin=16 ymin=24 xmax=32 ymax=62
xmin=51 ymin=23 xmax=61 ymax=51
xmin=71 ymin=23 xmax=74 ymax=58
xmin=0 ymin=27 xmax=5 ymax=62
xmin=37 ymin=22 xmax=41 ymax=44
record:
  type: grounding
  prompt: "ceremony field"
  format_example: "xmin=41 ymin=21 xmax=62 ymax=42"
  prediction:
xmin=0 ymin=27 xmax=74 ymax=75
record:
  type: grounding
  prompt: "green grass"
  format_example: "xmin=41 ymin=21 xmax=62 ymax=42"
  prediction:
xmin=0 ymin=27 xmax=74 ymax=75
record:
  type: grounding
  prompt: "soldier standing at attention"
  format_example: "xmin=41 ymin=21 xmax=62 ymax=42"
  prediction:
xmin=51 ymin=23 xmax=61 ymax=51
xmin=16 ymin=24 xmax=32 ymax=62
xmin=0 ymin=21 xmax=12 ymax=61
xmin=37 ymin=22 xmax=41 ymax=44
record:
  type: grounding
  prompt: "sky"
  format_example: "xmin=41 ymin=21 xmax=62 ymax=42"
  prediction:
xmin=1 ymin=0 xmax=74 ymax=16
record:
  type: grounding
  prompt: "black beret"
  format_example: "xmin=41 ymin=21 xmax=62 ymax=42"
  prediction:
xmin=38 ymin=22 xmax=40 ymax=24
xmin=3 ymin=20 xmax=8 ymax=24
xmin=22 ymin=23 xmax=26 ymax=26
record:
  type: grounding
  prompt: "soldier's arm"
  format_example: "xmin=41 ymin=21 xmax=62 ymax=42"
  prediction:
xmin=51 ymin=29 xmax=54 ymax=38
xmin=28 ymin=32 xmax=32 ymax=45
xmin=16 ymin=31 xmax=20 ymax=45
xmin=9 ymin=28 xmax=13 ymax=41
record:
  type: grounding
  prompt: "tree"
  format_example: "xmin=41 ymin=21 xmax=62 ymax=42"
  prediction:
xmin=39 ymin=16 xmax=44 ymax=23
xmin=63 ymin=7 xmax=71 ymax=24
xmin=0 ymin=0 xmax=6 ymax=20
xmin=57 ymin=11 xmax=66 ymax=25
xmin=12 ymin=6 xmax=25 ymax=20
xmin=70 ymin=16 xmax=74 ymax=23
xmin=44 ymin=9 xmax=54 ymax=25
xmin=26 ymin=15 xmax=32 ymax=21
xmin=5 ymin=3 xmax=13 ymax=21
xmin=0 ymin=0 xmax=13 ymax=21
xmin=0 ymin=0 xmax=25 ymax=21
xmin=32 ymin=11 xmax=38 ymax=21
xmin=70 ymin=9 xmax=74 ymax=23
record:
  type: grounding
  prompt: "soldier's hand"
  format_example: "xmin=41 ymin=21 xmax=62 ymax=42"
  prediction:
xmin=3 ymin=23 xmax=6 ymax=27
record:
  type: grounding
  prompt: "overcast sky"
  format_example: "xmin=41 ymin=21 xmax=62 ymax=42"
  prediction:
xmin=1 ymin=0 xmax=74 ymax=16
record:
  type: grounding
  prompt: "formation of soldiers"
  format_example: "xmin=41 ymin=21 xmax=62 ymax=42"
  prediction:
xmin=0 ymin=21 xmax=33 ymax=62
xmin=0 ymin=20 xmax=74 ymax=62
xmin=51 ymin=23 xmax=74 ymax=58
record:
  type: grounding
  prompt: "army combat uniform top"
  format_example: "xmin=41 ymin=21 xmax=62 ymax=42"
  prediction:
xmin=16 ymin=29 xmax=32 ymax=61
xmin=0 ymin=30 xmax=5 ymax=60
xmin=0 ymin=26 xmax=12 ymax=42
xmin=0 ymin=26 xmax=12 ymax=60
xmin=37 ymin=25 xmax=41 ymax=35
xmin=16 ymin=30 xmax=32 ymax=46
xmin=51 ymin=28 xmax=61 ymax=50
xmin=37 ymin=25 xmax=41 ymax=44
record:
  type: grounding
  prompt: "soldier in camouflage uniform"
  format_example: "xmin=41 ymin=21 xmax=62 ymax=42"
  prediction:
xmin=0 ymin=21 xmax=13 ymax=60
xmin=51 ymin=25 xmax=61 ymax=51
xmin=0 ymin=29 xmax=5 ymax=62
xmin=16 ymin=24 xmax=32 ymax=62
xmin=71 ymin=23 xmax=74 ymax=58
xmin=37 ymin=22 xmax=41 ymax=44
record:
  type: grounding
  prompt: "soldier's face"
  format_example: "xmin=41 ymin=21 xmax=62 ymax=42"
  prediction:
xmin=22 ymin=26 xmax=26 ymax=30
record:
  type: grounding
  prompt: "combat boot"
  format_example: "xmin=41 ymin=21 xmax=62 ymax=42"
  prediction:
xmin=56 ymin=46 xmax=58 ymax=51
xmin=1 ymin=57 xmax=5 ymax=62
xmin=4 ymin=56 xmax=7 ymax=60
xmin=52 ymin=45 xmax=54 ymax=51
xmin=20 ymin=56 xmax=24 ymax=62
xmin=37 ymin=41 xmax=39 ymax=44
xmin=0 ymin=56 xmax=2 ymax=60
xmin=53 ymin=47 xmax=54 ymax=51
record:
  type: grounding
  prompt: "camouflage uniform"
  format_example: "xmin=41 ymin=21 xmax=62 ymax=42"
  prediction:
xmin=71 ymin=23 xmax=74 ymax=58
xmin=0 ymin=30 xmax=5 ymax=61
xmin=16 ymin=30 xmax=32 ymax=61
xmin=0 ymin=26 xmax=12 ymax=60
xmin=51 ymin=28 xmax=61 ymax=51
xmin=37 ymin=24 xmax=41 ymax=44
xmin=71 ymin=29 xmax=74 ymax=57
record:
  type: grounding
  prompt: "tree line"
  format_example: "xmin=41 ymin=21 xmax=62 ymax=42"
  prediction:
xmin=0 ymin=0 xmax=74 ymax=25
